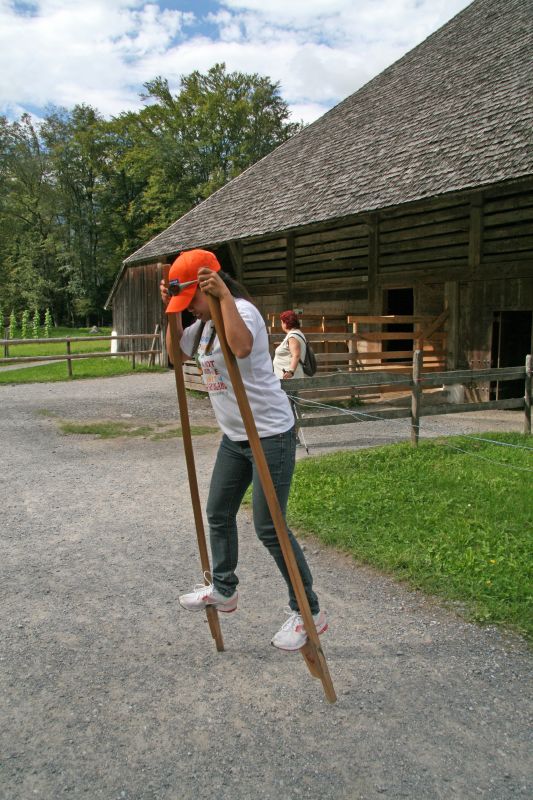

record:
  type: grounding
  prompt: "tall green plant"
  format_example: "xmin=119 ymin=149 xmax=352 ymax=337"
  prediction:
xmin=9 ymin=310 xmax=17 ymax=339
xmin=32 ymin=308 xmax=40 ymax=338
xmin=44 ymin=308 xmax=52 ymax=338
xmin=21 ymin=309 xmax=30 ymax=339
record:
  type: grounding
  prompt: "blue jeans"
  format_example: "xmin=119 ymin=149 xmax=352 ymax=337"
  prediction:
xmin=206 ymin=427 xmax=320 ymax=614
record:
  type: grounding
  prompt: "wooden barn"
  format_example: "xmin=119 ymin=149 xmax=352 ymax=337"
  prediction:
xmin=105 ymin=0 xmax=533 ymax=397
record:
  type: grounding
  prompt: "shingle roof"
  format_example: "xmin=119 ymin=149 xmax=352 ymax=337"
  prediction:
xmin=125 ymin=0 xmax=533 ymax=266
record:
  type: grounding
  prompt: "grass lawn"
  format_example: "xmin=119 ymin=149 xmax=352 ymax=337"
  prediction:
xmin=288 ymin=432 xmax=533 ymax=641
xmin=0 ymin=326 xmax=166 ymax=382
xmin=0 ymin=357 xmax=166 ymax=383
xmin=59 ymin=420 xmax=218 ymax=440
xmin=2 ymin=326 xmax=113 ymax=356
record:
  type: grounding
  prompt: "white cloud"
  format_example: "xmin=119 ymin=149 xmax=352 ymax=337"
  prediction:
xmin=0 ymin=0 xmax=472 ymax=121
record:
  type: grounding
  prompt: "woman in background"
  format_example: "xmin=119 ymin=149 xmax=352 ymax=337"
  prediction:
xmin=273 ymin=310 xmax=307 ymax=381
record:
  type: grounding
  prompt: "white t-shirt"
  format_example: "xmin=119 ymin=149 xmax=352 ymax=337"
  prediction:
xmin=273 ymin=331 xmax=306 ymax=379
xmin=180 ymin=298 xmax=295 ymax=441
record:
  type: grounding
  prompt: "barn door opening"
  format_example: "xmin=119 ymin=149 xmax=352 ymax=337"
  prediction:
xmin=491 ymin=310 xmax=533 ymax=399
xmin=384 ymin=288 xmax=414 ymax=359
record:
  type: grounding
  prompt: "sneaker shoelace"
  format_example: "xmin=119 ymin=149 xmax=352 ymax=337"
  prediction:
xmin=191 ymin=571 xmax=214 ymax=598
xmin=280 ymin=609 xmax=303 ymax=631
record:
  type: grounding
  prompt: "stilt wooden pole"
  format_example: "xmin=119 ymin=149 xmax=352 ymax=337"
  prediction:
xmin=166 ymin=304 xmax=224 ymax=652
xmin=207 ymin=295 xmax=336 ymax=703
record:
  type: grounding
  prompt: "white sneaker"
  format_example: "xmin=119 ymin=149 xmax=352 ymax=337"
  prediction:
xmin=179 ymin=580 xmax=238 ymax=613
xmin=271 ymin=608 xmax=328 ymax=651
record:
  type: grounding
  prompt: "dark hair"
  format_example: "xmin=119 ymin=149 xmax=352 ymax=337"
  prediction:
xmin=280 ymin=310 xmax=300 ymax=329
xmin=219 ymin=270 xmax=255 ymax=305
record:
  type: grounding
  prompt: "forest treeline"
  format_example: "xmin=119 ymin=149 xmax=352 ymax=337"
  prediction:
xmin=0 ymin=64 xmax=300 ymax=326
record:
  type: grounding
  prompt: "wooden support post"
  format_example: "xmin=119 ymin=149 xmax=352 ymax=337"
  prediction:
xmin=525 ymin=354 xmax=532 ymax=435
xmin=227 ymin=241 xmax=243 ymax=284
xmin=367 ymin=214 xmax=380 ymax=314
xmin=411 ymin=349 xmax=422 ymax=446
xmin=207 ymin=294 xmax=336 ymax=703
xmin=166 ymin=309 xmax=224 ymax=652
xmin=148 ymin=324 xmax=160 ymax=367
xmin=132 ymin=337 xmax=136 ymax=369
xmin=286 ymin=233 xmax=295 ymax=308
xmin=66 ymin=339 xmax=73 ymax=378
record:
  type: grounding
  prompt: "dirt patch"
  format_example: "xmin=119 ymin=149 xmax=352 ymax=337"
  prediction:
xmin=1 ymin=372 xmax=531 ymax=800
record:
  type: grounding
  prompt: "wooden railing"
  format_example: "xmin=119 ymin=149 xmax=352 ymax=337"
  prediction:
xmin=268 ymin=312 xmax=448 ymax=373
xmin=282 ymin=353 xmax=532 ymax=444
xmin=0 ymin=330 xmax=162 ymax=378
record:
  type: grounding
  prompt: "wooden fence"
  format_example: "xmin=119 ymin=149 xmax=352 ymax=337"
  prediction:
xmin=282 ymin=352 xmax=532 ymax=444
xmin=268 ymin=312 xmax=448 ymax=375
xmin=0 ymin=330 xmax=162 ymax=378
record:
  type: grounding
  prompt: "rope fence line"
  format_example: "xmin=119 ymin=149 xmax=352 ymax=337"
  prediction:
xmin=289 ymin=394 xmax=533 ymax=451
xmin=287 ymin=394 xmax=533 ymax=473
xmin=0 ymin=329 xmax=163 ymax=377
xmin=283 ymin=351 xmax=532 ymax=473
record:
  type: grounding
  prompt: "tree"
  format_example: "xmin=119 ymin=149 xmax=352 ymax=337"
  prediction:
xmin=130 ymin=64 xmax=301 ymax=237
xmin=41 ymin=105 xmax=112 ymax=324
xmin=0 ymin=114 xmax=63 ymax=319
xmin=0 ymin=66 xmax=301 ymax=325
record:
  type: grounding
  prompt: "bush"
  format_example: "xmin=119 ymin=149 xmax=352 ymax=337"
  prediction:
xmin=9 ymin=310 xmax=17 ymax=339
xmin=21 ymin=309 xmax=30 ymax=339
xmin=32 ymin=308 xmax=40 ymax=338
xmin=44 ymin=308 xmax=52 ymax=338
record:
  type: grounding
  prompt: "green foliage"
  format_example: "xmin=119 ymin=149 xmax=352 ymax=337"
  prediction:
xmin=0 ymin=308 xmax=4 ymax=334
xmin=21 ymin=309 xmax=30 ymax=339
xmin=32 ymin=307 xmax=40 ymax=338
xmin=289 ymin=434 xmax=533 ymax=640
xmin=44 ymin=308 xmax=52 ymax=337
xmin=9 ymin=310 xmax=16 ymax=339
xmin=0 ymin=356 xmax=165 ymax=383
xmin=58 ymin=420 xmax=217 ymax=439
xmin=4 ymin=325 xmax=111 ymax=356
xmin=0 ymin=66 xmax=298 ymax=327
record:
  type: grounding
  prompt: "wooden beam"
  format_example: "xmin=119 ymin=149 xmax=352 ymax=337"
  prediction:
xmin=368 ymin=213 xmax=380 ymax=314
xmin=468 ymin=194 xmax=483 ymax=270
xmin=286 ymin=232 xmax=295 ymax=307
xmin=227 ymin=240 xmax=244 ymax=283
xmin=444 ymin=281 xmax=460 ymax=370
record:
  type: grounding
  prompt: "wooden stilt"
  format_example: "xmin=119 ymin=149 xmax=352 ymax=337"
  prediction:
xmin=207 ymin=295 xmax=336 ymax=703
xmin=167 ymin=310 xmax=224 ymax=652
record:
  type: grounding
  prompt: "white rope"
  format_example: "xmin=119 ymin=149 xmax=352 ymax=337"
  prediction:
xmin=288 ymin=393 xmax=533 ymax=450
xmin=287 ymin=393 xmax=533 ymax=473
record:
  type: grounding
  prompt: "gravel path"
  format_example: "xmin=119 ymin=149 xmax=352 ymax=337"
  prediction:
xmin=1 ymin=372 xmax=531 ymax=800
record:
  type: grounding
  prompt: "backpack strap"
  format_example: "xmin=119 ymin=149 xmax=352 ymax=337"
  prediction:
xmin=289 ymin=330 xmax=306 ymax=345
xmin=288 ymin=330 xmax=306 ymax=362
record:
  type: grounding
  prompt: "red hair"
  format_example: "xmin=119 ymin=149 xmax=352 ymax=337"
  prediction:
xmin=280 ymin=310 xmax=300 ymax=329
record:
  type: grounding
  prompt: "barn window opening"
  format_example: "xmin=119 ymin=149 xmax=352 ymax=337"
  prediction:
xmin=384 ymin=287 xmax=414 ymax=360
xmin=491 ymin=310 xmax=533 ymax=399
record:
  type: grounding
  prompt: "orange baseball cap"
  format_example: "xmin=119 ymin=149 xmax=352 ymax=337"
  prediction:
xmin=166 ymin=249 xmax=221 ymax=314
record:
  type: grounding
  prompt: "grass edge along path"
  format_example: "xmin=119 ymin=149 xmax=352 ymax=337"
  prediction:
xmin=288 ymin=433 xmax=533 ymax=642
xmin=58 ymin=420 xmax=218 ymax=440
xmin=0 ymin=358 xmax=166 ymax=383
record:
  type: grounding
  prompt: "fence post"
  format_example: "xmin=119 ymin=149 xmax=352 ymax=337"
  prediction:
xmin=411 ymin=349 xmax=422 ymax=446
xmin=525 ymin=354 xmax=531 ymax=435
xmin=132 ymin=337 xmax=136 ymax=369
xmin=66 ymin=339 xmax=73 ymax=378
xmin=149 ymin=324 xmax=160 ymax=367
xmin=4 ymin=326 xmax=9 ymax=357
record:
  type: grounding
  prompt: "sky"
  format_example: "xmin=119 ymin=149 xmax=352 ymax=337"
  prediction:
xmin=0 ymin=0 xmax=473 ymax=125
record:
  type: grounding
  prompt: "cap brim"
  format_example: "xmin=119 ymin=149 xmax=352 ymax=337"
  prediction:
xmin=165 ymin=285 xmax=196 ymax=314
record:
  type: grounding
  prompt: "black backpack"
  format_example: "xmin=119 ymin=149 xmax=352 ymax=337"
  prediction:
xmin=291 ymin=331 xmax=317 ymax=376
